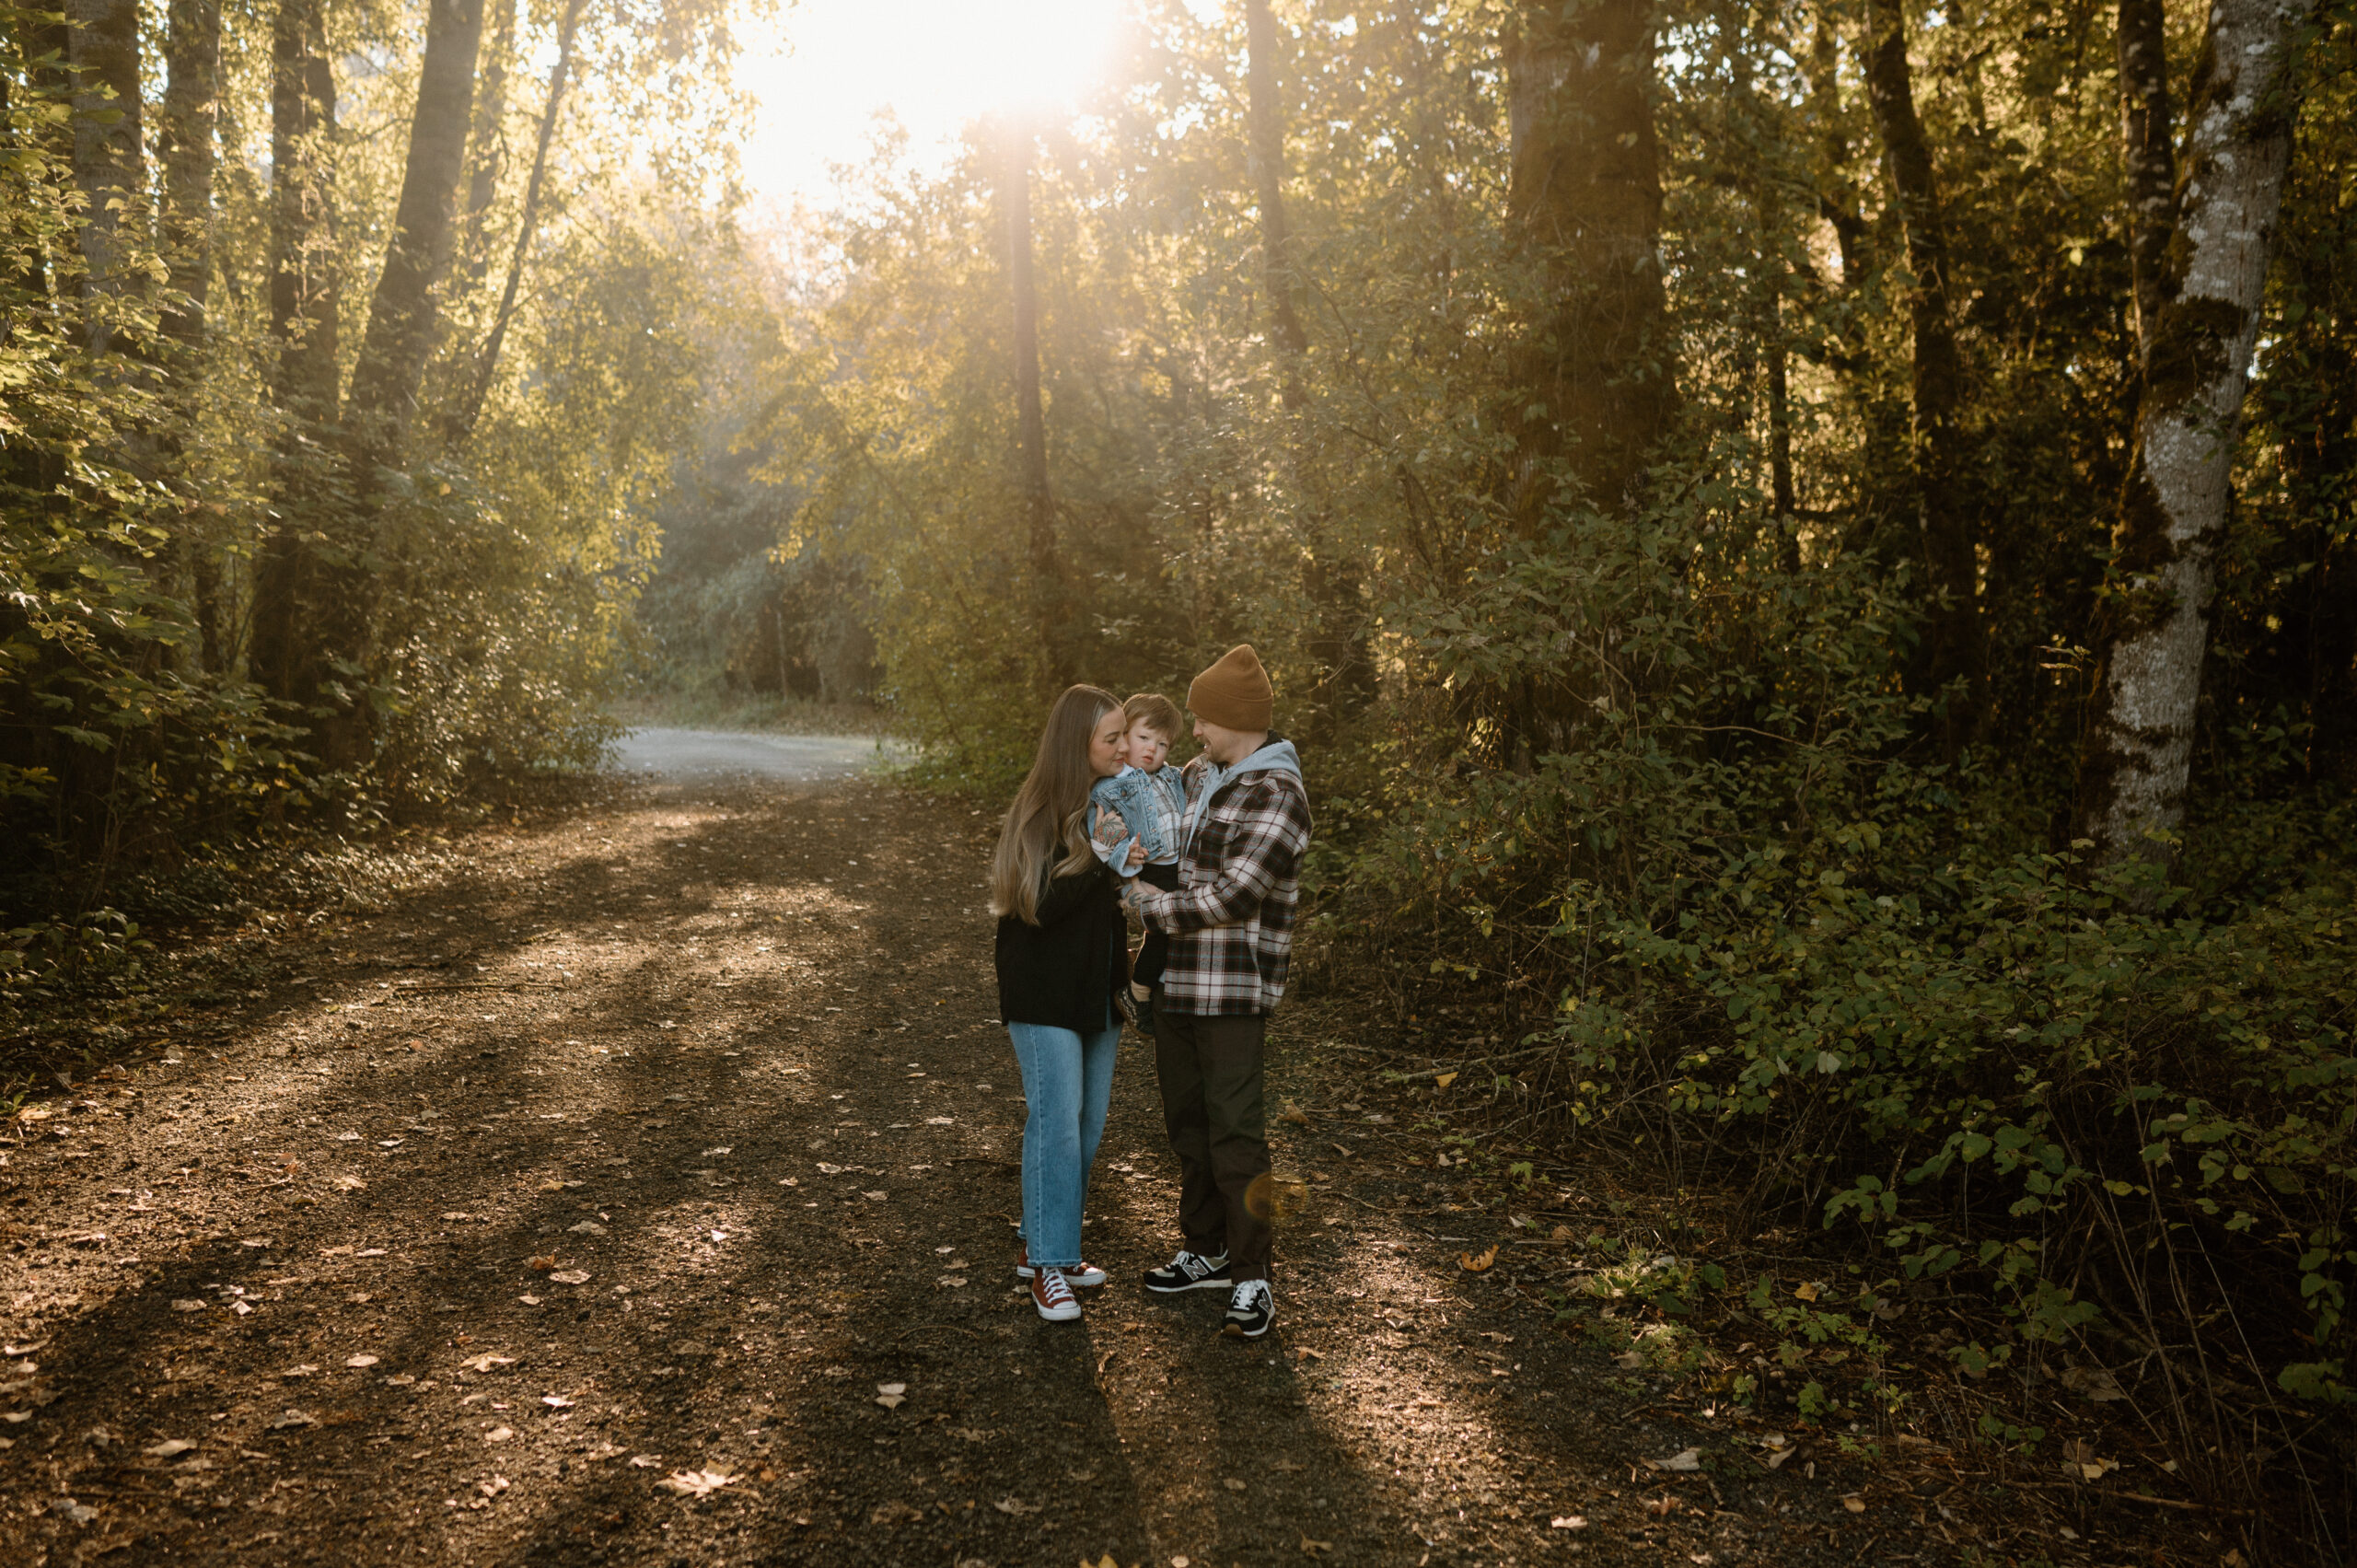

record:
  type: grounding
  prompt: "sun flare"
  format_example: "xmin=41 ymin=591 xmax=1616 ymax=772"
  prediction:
xmin=739 ymin=0 xmax=1126 ymax=203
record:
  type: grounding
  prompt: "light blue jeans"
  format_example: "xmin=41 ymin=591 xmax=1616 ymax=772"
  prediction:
xmin=1006 ymin=1018 xmax=1120 ymax=1269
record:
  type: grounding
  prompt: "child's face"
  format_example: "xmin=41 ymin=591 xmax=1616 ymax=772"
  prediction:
xmin=1123 ymin=722 xmax=1173 ymax=772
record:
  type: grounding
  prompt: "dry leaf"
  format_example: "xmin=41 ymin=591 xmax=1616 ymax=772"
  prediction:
xmin=484 ymin=1426 xmax=516 ymax=1443
xmin=345 ymin=1354 xmax=379 ymax=1369
xmin=1644 ymin=1447 xmax=1702 ymax=1472
xmin=1224 ymin=1477 xmax=1247 ymax=1492
xmin=478 ymin=1475 xmax=510 ymax=1499
xmin=936 ymin=1275 xmax=968 ymax=1288
xmin=1275 ymin=1100 xmax=1310 ymax=1126
xmin=143 ymin=1438 xmax=198 ymax=1458
xmin=992 ymin=1496 xmax=1039 ymax=1516
xmin=869 ymin=1500 xmax=924 ymax=1524
xmin=1434 ymin=1072 xmax=1458 ymax=1089
xmin=629 ymin=1455 xmax=661 ymax=1468
xmin=549 ymin=1270 xmax=590 ymax=1285
xmin=1646 ymin=1494 xmax=1679 ymax=1517
xmin=1612 ymin=1350 xmax=1644 ymax=1369
xmin=1550 ymin=1516 xmax=1587 ymax=1529
xmin=528 ymin=1254 xmax=557 ymax=1272
xmin=1300 ymin=1538 xmax=1333 ymax=1556
xmin=1459 ymin=1245 xmax=1498 ymax=1273
xmin=875 ymin=1382 xmax=908 ymax=1410
xmin=567 ymin=1221 xmax=608 ymax=1237
xmin=461 ymin=1353 xmax=517 ymax=1373
xmin=2061 ymin=1365 xmax=2127 ymax=1402
xmin=268 ymin=1409 xmax=318 ymax=1430
xmin=1841 ymin=1494 xmax=1866 ymax=1513
xmin=1793 ymin=1281 xmax=1821 ymax=1302
xmin=281 ymin=1365 xmax=319 ymax=1379
xmin=543 ymin=1394 xmax=575 ymax=1409
xmin=658 ymin=1468 xmax=734 ymax=1497
xmin=170 ymin=1299 xmax=206 ymax=1314
xmin=4 ymin=1340 xmax=46 ymax=1356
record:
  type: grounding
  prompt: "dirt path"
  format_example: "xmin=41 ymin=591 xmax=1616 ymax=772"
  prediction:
xmin=0 ymin=770 xmax=1989 ymax=1566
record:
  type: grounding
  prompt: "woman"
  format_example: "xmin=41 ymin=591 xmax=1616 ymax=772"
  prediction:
xmin=991 ymin=684 xmax=1132 ymax=1321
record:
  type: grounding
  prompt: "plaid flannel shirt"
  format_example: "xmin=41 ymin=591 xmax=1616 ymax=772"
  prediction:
xmin=1135 ymin=745 xmax=1312 ymax=1016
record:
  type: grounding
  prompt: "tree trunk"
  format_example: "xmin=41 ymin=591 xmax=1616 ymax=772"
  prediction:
xmin=65 ymin=0 xmax=142 ymax=351
xmin=2115 ymin=0 xmax=2176 ymax=353
xmin=1806 ymin=12 xmax=1868 ymax=286
xmin=252 ymin=0 xmax=341 ymax=713
xmin=450 ymin=0 xmax=585 ymax=447
xmin=161 ymin=0 xmax=223 ymax=671
xmin=344 ymin=0 xmax=486 ymax=457
xmin=1003 ymin=118 xmax=1072 ymax=686
xmin=2076 ymin=0 xmax=2319 ymax=862
xmin=1861 ymin=0 xmax=1978 ymax=741
xmin=1243 ymin=0 xmax=1307 ymax=364
xmin=1502 ymin=0 xmax=1676 ymax=525
xmin=459 ymin=0 xmax=519 ymax=291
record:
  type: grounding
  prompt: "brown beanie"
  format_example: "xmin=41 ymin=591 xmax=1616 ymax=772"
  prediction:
xmin=1187 ymin=644 xmax=1273 ymax=731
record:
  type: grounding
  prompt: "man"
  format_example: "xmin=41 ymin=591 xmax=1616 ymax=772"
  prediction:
xmin=1123 ymin=644 xmax=1312 ymax=1338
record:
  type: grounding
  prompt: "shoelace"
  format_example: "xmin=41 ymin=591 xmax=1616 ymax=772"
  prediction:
xmin=1037 ymin=1268 xmax=1076 ymax=1307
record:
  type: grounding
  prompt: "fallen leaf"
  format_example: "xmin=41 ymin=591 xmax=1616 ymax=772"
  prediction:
xmin=1612 ymin=1351 xmax=1643 ymax=1370
xmin=936 ymin=1275 xmax=969 ymax=1288
xmin=440 ymin=1212 xmax=471 ymax=1223
xmin=1300 ymin=1537 xmax=1333 ymax=1556
xmin=869 ymin=1499 xmax=924 ymax=1524
xmin=268 ymin=1409 xmax=318 ymax=1430
xmin=816 ymin=1163 xmax=844 ymax=1175
xmin=1761 ymin=1445 xmax=1796 ymax=1471
xmin=543 ymin=1394 xmax=575 ymax=1409
xmin=876 ymin=1382 xmax=908 ymax=1410
xmin=659 ymin=1469 xmax=734 ymax=1497
xmin=1550 ymin=1516 xmax=1587 ymax=1529
xmin=629 ymin=1455 xmax=661 ymax=1468
xmin=549 ymin=1270 xmax=590 ymax=1285
xmin=567 ymin=1222 xmax=608 ymax=1237
xmin=991 ymin=1496 xmax=1039 ymax=1516
xmin=861 ymin=1190 xmax=888 ymax=1202
xmin=1459 ymin=1245 xmax=1498 ymax=1273
xmin=528 ymin=1254 xmax=557 ymax=1272
xmin=1644 ymin=1447 xmax=1703 ymax=1473
xmin=345 ymin=1354 xmax=379 ymax=1369
xmin=1275 ymin=1100 xmax=1311 ymax=1126
xmin=1793 ymin=1281 xmax=1821 ymax=1302
xmin=1224 ymin=1477 xmax=1247 ymax=1492
xmin=479 ymin=1475 xmax=510 ymax=1499
xmin=281 ymin=1365 xmax=319 ymax=1379
xmin=1841 ymin=1495 xmax=1866 ymax=1513
xmin=484 ymin=1426 xmax=515 ymax=1443
xmin=59 ymin=1498 xmax=98 ymax=1524
xmin=1646 ymin=1494 xmax=1679 ymax=1517
xmin=461 ymin=1354 xmax=517 ymax=1373
xmin=517 ymin=1295 xmax=541 ymax=1306
xmin=1434 ymin=1072 xmax=1458 ymax=1089
xmin=4 ymin=1340 xmax=46 ymax=1356
xmin=144 ymin=1438 xmax=198 ymax=1458
xmin=170 ymin=1299 xmax=206 ymax=1314
xmin=1549 ymin=1225 xmax=1574 ymax=1242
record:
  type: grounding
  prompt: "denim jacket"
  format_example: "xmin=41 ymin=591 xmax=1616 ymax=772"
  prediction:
xmin=1089 ymin=765 xmax=1187 ymax=872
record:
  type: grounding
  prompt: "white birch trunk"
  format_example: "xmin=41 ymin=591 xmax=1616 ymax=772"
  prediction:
xmin=2078 ymin=0 xmax=2317 ymax=860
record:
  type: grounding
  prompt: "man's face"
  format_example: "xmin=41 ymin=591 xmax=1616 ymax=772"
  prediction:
xmin=1191 ymin=715 xmax=1260 ymax=765
xmin=1123 ymin=722 xmax=1173 ymax=773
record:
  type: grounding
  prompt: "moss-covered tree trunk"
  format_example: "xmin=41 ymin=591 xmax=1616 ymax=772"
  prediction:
xmin=2076 ymin=0 xmax=2320 ymax=861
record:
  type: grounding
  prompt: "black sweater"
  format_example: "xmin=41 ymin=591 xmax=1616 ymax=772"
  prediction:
xmin=994 ymin=861 xmax=1130 ymax=1033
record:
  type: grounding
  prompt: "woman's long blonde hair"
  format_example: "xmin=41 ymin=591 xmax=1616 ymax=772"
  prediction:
xmin=991 ymin=684 xmax=1120 ymax=925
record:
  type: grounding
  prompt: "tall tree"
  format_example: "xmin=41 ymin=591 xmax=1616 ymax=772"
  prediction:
xmin=2076 ymin=0 xmax=2321 ymax=860
xmin=458 ymin=0 xmax=520 ymax=290
xmin=1242 ymin=0 xmax=1307 ymax=366
xmin=1861 ymin=0 xmax=1978 ymax=741
xmin=64 ymin=0 xmax=141 ymax=350
xmin=450 ymin=0 xmax=586 ymax=446
xmin=1002 ymin=117 xmax=1072 ymax=686
xmin=1502 ymin=0 xmax=1677 ymax=526
xmin=160 ymin=0 xmax=224 ymax=671
xmin=251 ymin=0 xmax=342 ymax=714
xmin=345 ymin=0 xmax=487 ymax=456
xmin=2114 ymin=0 xmax=2176 ymax=351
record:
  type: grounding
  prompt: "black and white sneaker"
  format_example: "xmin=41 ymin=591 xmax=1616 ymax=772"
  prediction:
xmin=1142 ymin=1249 xmax=1231 ymax=1294
xmin=1222 ymin=1279 xmax=1274 ymax=1338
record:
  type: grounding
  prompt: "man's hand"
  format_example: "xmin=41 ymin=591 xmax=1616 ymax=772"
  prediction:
xmin=1120 ymin=877 xmax=1155 ymax=917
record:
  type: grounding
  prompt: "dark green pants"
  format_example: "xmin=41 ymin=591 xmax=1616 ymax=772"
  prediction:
xmin=1150 ymin=998 xmax=1271 ymax=1281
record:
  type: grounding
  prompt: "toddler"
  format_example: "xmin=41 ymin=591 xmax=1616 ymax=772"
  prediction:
xmin=1089 ymin=693 xmax=1187 ymax=1021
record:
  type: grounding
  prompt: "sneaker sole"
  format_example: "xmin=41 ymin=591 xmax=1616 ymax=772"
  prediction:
xmin=1144 ymin=1275 xmax=1233 ymax=1294
xmin=1035 ymin=1302 xmax=1083 ymax=1322
xmin=1221 ymin=1316 xmax=1272 ymax=1338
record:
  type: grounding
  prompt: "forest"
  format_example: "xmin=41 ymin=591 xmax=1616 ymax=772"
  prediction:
xmin=3 ymin=0 xmax=2353 ymax=1551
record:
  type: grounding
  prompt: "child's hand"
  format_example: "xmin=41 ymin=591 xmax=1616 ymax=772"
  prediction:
xmin=1125 ymin=840 xmax=1147 ymax=870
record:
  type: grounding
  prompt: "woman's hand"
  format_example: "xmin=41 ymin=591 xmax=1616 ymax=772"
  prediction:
xmin=1125 ymin=840 xmax=1147 ymax=870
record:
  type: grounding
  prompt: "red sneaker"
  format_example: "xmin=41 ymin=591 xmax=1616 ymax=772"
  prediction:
xmin=1015 ymin=1240 xmax=1105 ymax=1289
xmin=1030 ymin=1266 xmax=1082 ymax=1322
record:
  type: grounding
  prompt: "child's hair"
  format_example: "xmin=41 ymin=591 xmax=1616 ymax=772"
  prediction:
xmin=1122 ymin=692 xmax=1183 ymax=739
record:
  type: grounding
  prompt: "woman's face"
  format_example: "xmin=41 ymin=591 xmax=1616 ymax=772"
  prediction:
xmin=1087 ymin=706 xmax=1127 ymax=779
